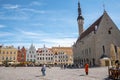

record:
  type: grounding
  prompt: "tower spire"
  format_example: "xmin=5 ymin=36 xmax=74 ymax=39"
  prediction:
xmin=77 ymin=1 xmax=84 ymax=20
xmin=77 ymin=0 xmax=84 ymax=37
xmin=78 ymin=1 xmax=81 ymax=16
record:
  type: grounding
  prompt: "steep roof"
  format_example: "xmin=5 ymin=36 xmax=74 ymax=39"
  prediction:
xmin=100 ymin=54 xmax=109 ymax=59
xmin=77 ymin=12 xmax=105 ymax=42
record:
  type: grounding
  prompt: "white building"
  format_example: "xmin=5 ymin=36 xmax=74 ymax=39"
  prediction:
xmin=26 ymin=44 xmax=36 ymax=62
xmin=36 ymin=46 xmax=54 ymax=65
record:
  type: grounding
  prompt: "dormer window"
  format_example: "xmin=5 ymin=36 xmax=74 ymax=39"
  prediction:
xmin=94 ymin=25 xmax=98 ymax=34
xmin=95 ymin=25 xmax=98 ymax=31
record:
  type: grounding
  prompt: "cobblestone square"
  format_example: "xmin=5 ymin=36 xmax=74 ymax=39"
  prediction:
xmin=0 ymin=67 xmax=108 ymax=80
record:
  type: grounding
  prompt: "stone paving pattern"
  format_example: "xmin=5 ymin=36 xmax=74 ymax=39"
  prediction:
xmin=0 ymin=67 xmax=109 ymax=80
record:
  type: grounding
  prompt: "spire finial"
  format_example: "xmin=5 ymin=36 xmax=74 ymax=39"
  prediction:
xmin=77 ymin=0 xmax=84 ymax=20
xmin=78 ymin=0 xmax=81 ymax=16
xmin=103 ymin=3 xmax=106 ymax=12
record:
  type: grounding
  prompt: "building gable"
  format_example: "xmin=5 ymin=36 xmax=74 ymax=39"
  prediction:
xmin=96 ymin=11 xmax=120 ymax=46
xmin=76 ymin=13 xmax=103 ymax=42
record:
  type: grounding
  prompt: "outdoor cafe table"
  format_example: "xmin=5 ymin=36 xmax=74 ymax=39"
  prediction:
xmin=109 ymin=68 xmax=120 ymax=79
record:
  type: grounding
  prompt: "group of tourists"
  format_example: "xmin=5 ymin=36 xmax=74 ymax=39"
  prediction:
xmin=40 ymin=63 xmax=89 ymax=76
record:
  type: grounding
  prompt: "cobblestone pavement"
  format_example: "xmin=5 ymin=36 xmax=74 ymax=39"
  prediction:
xmin=0 ymin=67 xmax=109 ymax=80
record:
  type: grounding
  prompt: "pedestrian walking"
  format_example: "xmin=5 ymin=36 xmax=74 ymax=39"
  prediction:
xmin=41 ymin=65 xmax=46 ymax=76
xmin=85 ymin=63 xmax=89 ymax=75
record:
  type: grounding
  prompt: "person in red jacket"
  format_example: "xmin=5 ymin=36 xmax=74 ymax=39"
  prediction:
xmin=85 ymin=63 xmax=89 ymax=75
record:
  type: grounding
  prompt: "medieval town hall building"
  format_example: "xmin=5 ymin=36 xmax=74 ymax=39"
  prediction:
xmin=73 ymin=2 xmax=120 ymax=66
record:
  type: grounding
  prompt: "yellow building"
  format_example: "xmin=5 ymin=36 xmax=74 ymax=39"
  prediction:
xmin=0 ymin=45 xmax=18 ymax=64
xmin=52 ymin=47 xmax=73 ymax=65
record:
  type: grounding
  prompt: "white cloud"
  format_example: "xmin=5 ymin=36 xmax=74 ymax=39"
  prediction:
xmin=41 ymin=38 xmax=76 ymax=47
xmin=21 ymin=31 xmax=40 ymax=36
xmin=0 ymin=37 xmax=76 ymax=49
xmin=15 ymin=29 xmax=48 ymax=38
xmin=0 ymin=24 xmax=5 ymax=28
xmin=3 ymin=4 xmax=20 ymax=9
xmin=21 ymin=8 xmax=45 ymax=14
xmin=0 ymin=32 xmax=13 ymax=37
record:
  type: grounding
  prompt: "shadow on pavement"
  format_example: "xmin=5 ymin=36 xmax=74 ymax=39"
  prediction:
xmin=80 ymin=74 xmax=85 ymax=76
xmin=35 ymin=75 xmax=43 ymax=77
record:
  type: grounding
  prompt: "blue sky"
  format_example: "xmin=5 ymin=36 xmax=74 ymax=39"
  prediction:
xmin=0 ymin=0 xmax=120 ymax=48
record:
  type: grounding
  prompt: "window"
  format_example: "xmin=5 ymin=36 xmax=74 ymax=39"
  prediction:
xmin=49 ymin=57 xmax=50 ymax=60
xmin=2 ymin=57 xmax=4 ymax=60
xmin=102 ymin=45 xmax=105 ymax=53
xmin=108 ymin=27 xmax=112 ymax=34
xmin=114 ymin=45 xmax=117 ymax=53
xmin=89 ymin=48 xmax=91 ymax=54
xmin=37 ymin=57 xmax=39 ymax=60
xmin=108 ymin=30 xmax=111 ymax=34
xmin=6 ymin=57 xmax=8 ymax=60
xmin=55 ymin=56 xmax=57 ymax=58
xmin=13 ymin=57 xmax=15 ymax=60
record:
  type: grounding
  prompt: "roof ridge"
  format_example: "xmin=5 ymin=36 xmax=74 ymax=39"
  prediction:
xmin=77 ymin=14 xmax=104 ymax=41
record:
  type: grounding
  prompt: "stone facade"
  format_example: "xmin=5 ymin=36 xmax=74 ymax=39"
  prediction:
xmin=52 ymin=47 xmax=73 ymax=66
xmin=17 ymin=46 xmax=26 ymax=62
xmin=0 ymin=45 xmax=18 ymax=63
xmin=73 ymin=2 xmax=120 ymax=67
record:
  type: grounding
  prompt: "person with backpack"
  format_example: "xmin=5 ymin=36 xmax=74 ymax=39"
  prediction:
xmin=41 ymin=65 xmax=46 ymax=76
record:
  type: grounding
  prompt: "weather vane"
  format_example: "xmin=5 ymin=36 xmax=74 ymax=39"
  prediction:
xmin=103 ymin=3 xmax=106 ymax=11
